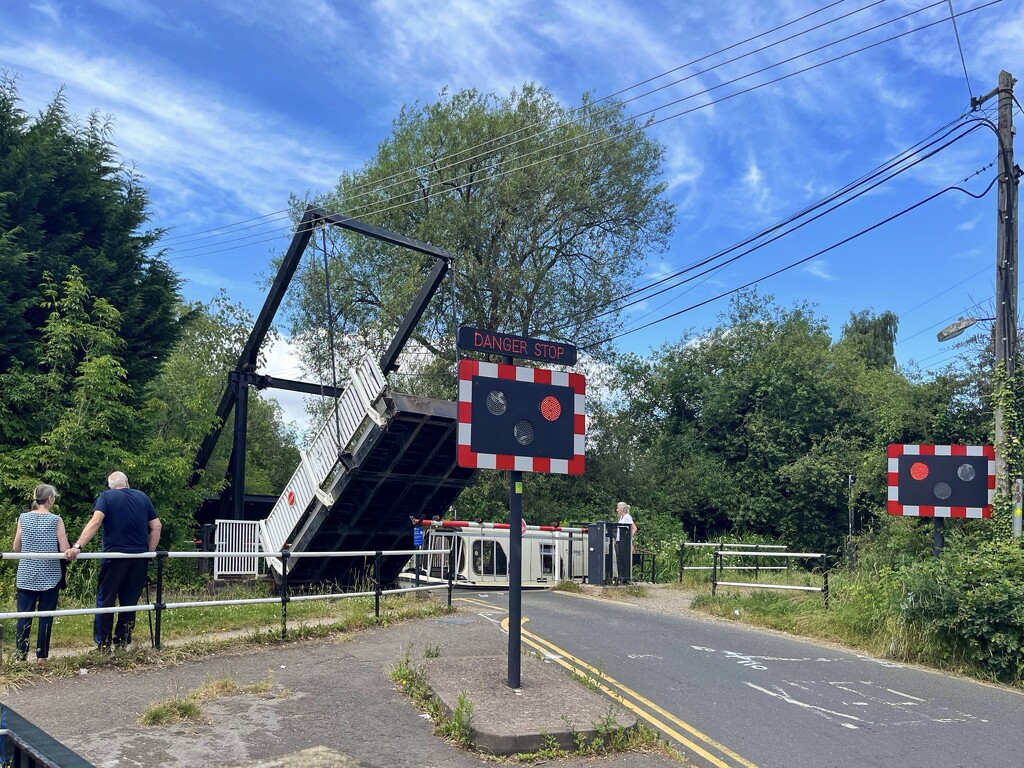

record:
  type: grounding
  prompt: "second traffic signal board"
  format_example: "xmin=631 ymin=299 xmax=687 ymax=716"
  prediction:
xmin=887 ymin=444 xmax=995 ymax=518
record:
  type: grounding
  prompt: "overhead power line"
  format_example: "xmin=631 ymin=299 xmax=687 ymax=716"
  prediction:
xmin=946 ymin=0 xmax=975 ymax=101
xmin=158 ymin=0 xmax=864 ymax=248
xmin=583 ymin=164 xmax=999 ymax=349
xmin=162 ymin=0 xmax=1003 ymax=264
xmin=564 ymin=119 xmax=987 ymax=339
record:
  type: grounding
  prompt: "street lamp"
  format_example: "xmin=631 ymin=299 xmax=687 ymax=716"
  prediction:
xmin=936 ymin=316 xmax=995 ymax=343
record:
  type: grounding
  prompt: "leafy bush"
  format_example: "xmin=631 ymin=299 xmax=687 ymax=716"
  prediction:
xmin=899 ymin=539 xmax=1024 ymax=683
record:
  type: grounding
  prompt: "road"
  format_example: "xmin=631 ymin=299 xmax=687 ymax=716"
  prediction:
xmin=453 ymin=589 xmax=1024 ymax=768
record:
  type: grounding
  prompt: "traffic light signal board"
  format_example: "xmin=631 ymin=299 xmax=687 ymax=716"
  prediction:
xmin=887 ymin=444 xmax=995 ymax=518
xmin=457 ymin=359 xmax=585 ymax=474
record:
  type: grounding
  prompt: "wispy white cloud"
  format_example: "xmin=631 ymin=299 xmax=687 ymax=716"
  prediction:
xmin=957 ymin=214 xmax=982 ymax=232
xmin=91 ymin=0 xmax=202 ymax=35
xmin=0 ymin=37 xmax=355 ymax=228
xmin=29 ymin=1 xmax=60 ymax=26
xmin=258 ymin=334 xmax=310 ymax=434
xmin=804 ymin=259 xmax=837 ymax=281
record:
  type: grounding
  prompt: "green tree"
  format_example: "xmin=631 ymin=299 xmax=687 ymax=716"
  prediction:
xmin=0 ymin=76 xmax=184 ymax=403
xmin=0 ymin=268 xmax=136 ymax=527
xmin=838 ymin=309 xmax=898 ymax=370
xmin=282 ymin=84 xmax=675 ymax=395
xmin=146 ymin=292 xmax=301 ymax=496
xmin=619 ymin=292 xmax=982 ymax=554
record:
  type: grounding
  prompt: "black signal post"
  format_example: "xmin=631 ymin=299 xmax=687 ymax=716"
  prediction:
xmin=457 ymin=328 xmax=585 ymax=690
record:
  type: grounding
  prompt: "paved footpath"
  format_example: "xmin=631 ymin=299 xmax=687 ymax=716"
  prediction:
xmin=1 ymin=606 xmax=684 ymax=767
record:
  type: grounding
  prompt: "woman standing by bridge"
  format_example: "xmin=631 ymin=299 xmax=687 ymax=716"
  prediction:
xmin=11 ymin=483 xmax=71 ymax=662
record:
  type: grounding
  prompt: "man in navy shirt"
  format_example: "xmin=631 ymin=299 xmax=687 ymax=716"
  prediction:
xmin=68 ymin=471 xmax=162 ymax=650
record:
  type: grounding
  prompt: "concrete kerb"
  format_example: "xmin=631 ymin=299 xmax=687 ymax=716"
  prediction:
xmin=425 ymin=651 xmax=637 ymax=756
xmin=410 ymin=606 xmax=638 ymax=757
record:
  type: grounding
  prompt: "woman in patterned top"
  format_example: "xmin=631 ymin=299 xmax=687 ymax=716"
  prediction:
xmin=11 ymin=484 xmax=71 ymax=661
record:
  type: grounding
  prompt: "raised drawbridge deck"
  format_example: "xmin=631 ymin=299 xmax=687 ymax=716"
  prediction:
xmin=257 ymin=354 xmax=474 ymax=586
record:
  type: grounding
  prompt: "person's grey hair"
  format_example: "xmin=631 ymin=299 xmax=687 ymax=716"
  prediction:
xmin=32 ymin=483 xmax=58 ymax=508
xmin=107 ymin=471 xmax=129 ymax=489
xmin=616 ymin=501 xmax=630 ymax=514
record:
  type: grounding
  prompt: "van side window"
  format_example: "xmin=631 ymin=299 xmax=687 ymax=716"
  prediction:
xmin=472 ymin=540 xmax=508 ymax=576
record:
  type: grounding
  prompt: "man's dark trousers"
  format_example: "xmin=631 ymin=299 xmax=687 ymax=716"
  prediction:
xmin=95 ymin=558 xmax=148 ymax=648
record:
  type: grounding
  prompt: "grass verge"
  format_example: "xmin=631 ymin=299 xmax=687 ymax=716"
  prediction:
xmin=0 ymin=593 xmax=450 ymax=689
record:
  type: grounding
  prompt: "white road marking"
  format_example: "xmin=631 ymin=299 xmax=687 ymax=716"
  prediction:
xmin=886 ymin=688 xmax=926 ymax=702
xmin=745 ymin=682 xmax=866 ymax=725
xmin=723 ymin=651 xmax=767 ymax=670
xmin=858 ymin=656 xmax=904 ymax=668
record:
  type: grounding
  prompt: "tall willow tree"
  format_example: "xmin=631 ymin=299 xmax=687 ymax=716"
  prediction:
xmin=282 ymin=84 xmax=675 ymax=396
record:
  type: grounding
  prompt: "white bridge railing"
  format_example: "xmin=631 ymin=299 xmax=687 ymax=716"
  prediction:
xmin=213 ymin=519 xmax=261 ymax=578
xmin=258 ymin=353 xmax=388 ymax=572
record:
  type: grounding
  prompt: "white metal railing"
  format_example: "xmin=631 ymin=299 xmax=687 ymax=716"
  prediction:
xmin=0 ymin=548 xmax=452 ymax=652
xmin=259 ymin=353 xmax=388 ymax=565
xmin=214 ymin=520 xmax=261 ymax=578
xmin=711 ymin=550 xmax=830 ymax=608
xmin=680 ymin=541 xmax=790 ymax=573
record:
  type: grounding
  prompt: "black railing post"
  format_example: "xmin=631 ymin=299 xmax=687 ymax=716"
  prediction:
xmin=652 ymin=553 xmax=657 ymax=584
xmin=280 ymin=549 xmax=291 ymax=639
xmin=678 ymin=544 xmax=684 ymax=583
xmin=712 ymin=550 xmax=718 ymax=596
xmin=754 ymin=544 xmax=761 ymax=580
xmin=155 ymin=551 xmax=167 ymax=649
xmin=823 ymin=565 xmax=830 ymax=610
xmin=568 ymin=531 xmax=574 ymax=581
xmin=374 ymin=551 xmax=382 ymax=618
xmin=447 ymin=553 xmax=454 ymax=607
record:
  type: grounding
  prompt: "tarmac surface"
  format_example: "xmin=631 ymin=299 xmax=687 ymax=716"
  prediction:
xmin=1 ymin=593 xmax=684 ymax=767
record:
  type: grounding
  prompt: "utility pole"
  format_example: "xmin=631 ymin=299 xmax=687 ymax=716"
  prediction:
xmin=1000 ymin=71 xmax=1023 ymax=539
xmin=976 ymin=71 xmax=1019 ymax=521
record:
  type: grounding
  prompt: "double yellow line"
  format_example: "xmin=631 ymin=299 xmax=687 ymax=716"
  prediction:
xmin=495 ymin=613 xmax=758 ymax=768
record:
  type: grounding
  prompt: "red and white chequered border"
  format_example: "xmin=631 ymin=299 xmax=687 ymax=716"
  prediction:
xmin=457 ymin=358 xmax=585 ymax=475
xmin=886 ymin=444 xmax=995 ymax=518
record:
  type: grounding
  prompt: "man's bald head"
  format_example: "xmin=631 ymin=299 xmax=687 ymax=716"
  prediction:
xmin=107 ymin=471 xmax=129 ymax=489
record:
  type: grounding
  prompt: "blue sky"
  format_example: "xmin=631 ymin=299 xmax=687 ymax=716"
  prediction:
xmin=1 ymin=0 xmax=1022 ymax=427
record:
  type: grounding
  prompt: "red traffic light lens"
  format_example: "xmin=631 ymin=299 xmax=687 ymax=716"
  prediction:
xmin=910 ymin=461 xmax=929 ymax=481
xmin=541 ymin=396 xmax=561 ymax=421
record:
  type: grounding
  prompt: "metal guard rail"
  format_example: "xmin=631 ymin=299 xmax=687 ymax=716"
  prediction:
xmin=710 ymin=550 xmax=830 ymax=609
xmin=678 ymin=542 xmax=789 ymax=579
xmin=0 ymin=548 xmax=454 ymax=650
xmin=0 ymin=705 xmax=93 ymax=768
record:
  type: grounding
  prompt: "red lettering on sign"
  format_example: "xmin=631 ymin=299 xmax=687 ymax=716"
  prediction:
xmin=532 ymin=341 xmax=565 ymax=361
